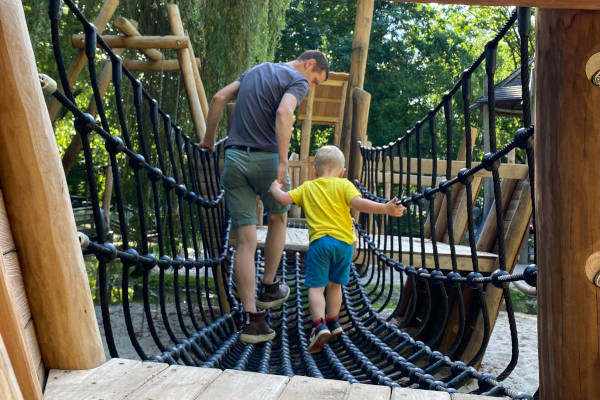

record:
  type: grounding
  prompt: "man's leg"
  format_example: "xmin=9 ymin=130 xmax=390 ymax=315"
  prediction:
xmin=234 ymin=225 xmax=258 ymax=312
xmin=263 ymin=212 xmax=287 ymax=284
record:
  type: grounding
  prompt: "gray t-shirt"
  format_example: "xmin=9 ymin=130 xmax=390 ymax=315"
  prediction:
xmin=226 ymin=62 xmax=309 ymax=153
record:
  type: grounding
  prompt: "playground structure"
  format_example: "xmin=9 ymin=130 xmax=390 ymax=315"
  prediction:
xmin=0 ymin=1 xmax=598 ymax=400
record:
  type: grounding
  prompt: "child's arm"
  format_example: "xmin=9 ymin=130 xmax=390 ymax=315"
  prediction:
xmin=350 ymin=196 xmax=406 ymax=217
xmin=269 ymin=180 xmax=295 ymax=206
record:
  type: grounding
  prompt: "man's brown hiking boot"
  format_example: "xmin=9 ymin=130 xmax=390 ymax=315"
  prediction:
xmin=256 ymin=278 xmax=290 ymax=309
xmin=239 ymin=310 xmax=275 ymax=344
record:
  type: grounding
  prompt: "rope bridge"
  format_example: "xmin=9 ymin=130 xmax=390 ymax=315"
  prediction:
xmin=45 ymin=1 xmax=535 ymax=398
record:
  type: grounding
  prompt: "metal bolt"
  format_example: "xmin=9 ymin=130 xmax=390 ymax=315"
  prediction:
xmin=594 ymin=271 xmax=600 ymax=288
xmin=593 ymin=71 xmax=600 ymax=87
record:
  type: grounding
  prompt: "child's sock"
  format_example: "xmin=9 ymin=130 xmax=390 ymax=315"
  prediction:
xmin=325 ymin=315 xmax=338 ymax=323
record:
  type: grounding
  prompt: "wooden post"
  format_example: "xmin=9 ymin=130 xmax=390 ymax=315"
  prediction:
xmin=340 ymin=0 xmax=374 ymax=169
xmin=0 ymin=334 xmax=24 ymax=400
xmin=186 ymin=33 xmax=209 ymax=122
xmin=347 ymin=88 xmax=371 ymax=182
xmin=0 ymin=0 xmax=105 ymax=370
xmin=47 ymin=0 xmax=119 ymax=122
xmin=300 ymin=88 xmax=315 ymax=184
xmin=71 ymin=34 xmax=190 ymax=50
xmin=0 ymin=254 xmax=42 ymax=399
xmin=536 ymin=9 xmax=600 ymax=400
xmin=334 ymin=81 xmax=348 ymax=147
xmin=167 ymin=3 xmax=206 ymax=142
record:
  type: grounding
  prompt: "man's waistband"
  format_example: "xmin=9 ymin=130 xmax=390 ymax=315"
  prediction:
xmin=225 ymin=144 xmax=267 ymax=153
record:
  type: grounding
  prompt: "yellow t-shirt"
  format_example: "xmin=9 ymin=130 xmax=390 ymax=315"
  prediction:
xmin=288 ymin=177 xmax=361 ymax=244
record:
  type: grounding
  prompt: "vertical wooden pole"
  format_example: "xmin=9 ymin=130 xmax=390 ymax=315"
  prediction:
xmin=536 ymin=9 xmax=600 ymax=400
xmin=340 ymin=0 xmax=374 ymax=170
xmin=167 ymin=3 xmax=206 ymax=142
xmin=47 ymin=0 xmax=119 ymax=122
xmin=300 ymin=88 xmax=315 ymax=184
xmin=334 ymin=81 xmax=348 ymax=147
xmin=347 ymin=87 xmax=371 ymax=183
xmin=186 ymin=34 xmax=209 ymax=121
xmin=0 ymin=0 xmax=105 ymax=370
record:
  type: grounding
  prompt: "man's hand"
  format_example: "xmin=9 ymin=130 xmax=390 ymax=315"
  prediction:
xmin=199 ymin=137 xmax=215 ymax=152
xmin=277 ymin=161 xmax=288 ymax=185
xmin=385 ymin=197 xmax=406 ymax=217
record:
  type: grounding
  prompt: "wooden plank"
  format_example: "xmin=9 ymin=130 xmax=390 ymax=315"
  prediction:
xmin=23 ymin=319 xmax=42 ymax=384
xmin=123 ymin=58 xmax=202 ymax=72
xmin=44 ymin=358 xmax=169 ymax=400
xmin=3 ymin=252 xmax=31 ymax=327
xmin=391 ymin=387 xmax=450 ymax=399
xmin=196 ymin=369 xmax=289 ymax=400
xmin=0 ymin=333 xmax=24 ymax=400
xmin=334 ymin=81 xmax=348 ymax=147
xmin=0 ymin=250 xmax=42 ymax=400
xmin=346 ymin=382 xmax=391 ymax=400
xmin=348 ymin=88 xmax=371 ymax=183
xmin=385 ymin=158 xmax=529 ymax=180
xmin=368 ymin=0 xmax=600 ymax=10
xmin=476 ymin=179 xmax=518 ymax=252
xmin=127 ymin=365 xmax=222 ymax=400
xmin=300 ymin=88 xmax=315 ymax=184
xmin=278 ymin=375 xmax=350 ymax=400
xmin=297 ymin=114 xmax=341 ymax=124
xmin=451 ymin=394 xmax=501 ymax=400
xmin=71 ymin=34 xmax=190 ymax=49
xmin=0 ymin=189 xmax=15 ymax=254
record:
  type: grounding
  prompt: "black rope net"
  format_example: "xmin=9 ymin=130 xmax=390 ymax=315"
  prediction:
xmin=46 ymin=1 xmax=535 ymax=399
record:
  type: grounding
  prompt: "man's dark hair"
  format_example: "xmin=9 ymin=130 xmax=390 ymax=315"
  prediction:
xmin=297 ymin=50 xmax=330 ymax=80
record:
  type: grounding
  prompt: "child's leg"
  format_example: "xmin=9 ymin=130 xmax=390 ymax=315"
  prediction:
xmin=325 ymin=282 xmax=342 ymax=319
xmin=308 ymin=286 xmax=326 ymax=322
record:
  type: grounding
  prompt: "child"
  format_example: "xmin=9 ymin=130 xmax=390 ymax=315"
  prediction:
xmin=269 ymin=145 xmax=405 ymax=353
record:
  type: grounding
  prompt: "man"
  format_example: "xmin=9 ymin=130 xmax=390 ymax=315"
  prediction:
xmin=200 ymin=50 xmax=329 ymax=344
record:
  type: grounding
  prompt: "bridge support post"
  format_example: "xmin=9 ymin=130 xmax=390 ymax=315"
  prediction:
xmin=340 ymin=0 xmax=373 ymax=175
xmin=536 ymin=8 xmax=600 ymax=400
xmin=0 ymin=0 xmax=105 ymax=370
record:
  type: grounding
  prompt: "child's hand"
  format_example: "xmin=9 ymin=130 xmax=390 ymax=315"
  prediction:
xmin=269 ymin=179 xmax=283 ymax=193
xmin=385 ymin=197 xmax=406 ymax=217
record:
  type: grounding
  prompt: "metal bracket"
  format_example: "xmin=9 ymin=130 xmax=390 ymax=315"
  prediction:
xmin=586 ymin=52 xmax=600 ymax=87
xmin=39 ymin=73 xmax=57 ymax=95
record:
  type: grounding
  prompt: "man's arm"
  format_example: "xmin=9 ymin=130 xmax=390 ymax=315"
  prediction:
xmin=349 ymin=196 xmax=406 ymax=217
xmin=275 ymin=93 xmax=298 ymax=184
xmin=269 ymin=180 xmax=295 ymax=206
xmin=200 ymin=80 xmax=241 ymax=150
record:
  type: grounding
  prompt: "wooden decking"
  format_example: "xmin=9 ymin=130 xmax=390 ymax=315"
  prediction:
xmin=256 ymin=227 xmax=498 ymax=273
xmin=43 ymin=358 xmax=499 ymax=400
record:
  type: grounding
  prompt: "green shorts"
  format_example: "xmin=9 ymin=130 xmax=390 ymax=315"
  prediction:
xmin=221 ymin=148 xmax=290 ymax=229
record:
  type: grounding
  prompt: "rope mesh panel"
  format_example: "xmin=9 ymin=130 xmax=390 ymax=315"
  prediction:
xmin=46 ymin=1 xmax=535 ymax=398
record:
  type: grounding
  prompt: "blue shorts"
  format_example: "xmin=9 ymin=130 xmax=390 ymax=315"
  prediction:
xmin=305 ymin=235 xmax=353 ymax=287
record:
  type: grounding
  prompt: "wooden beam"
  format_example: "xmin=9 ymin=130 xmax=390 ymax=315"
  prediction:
xmin=72 ymin=34 xmax=189 ymax=49
xmin=385 ymin=158 xmax=529 ymax=180
xmin=348 ymin=88 xmax=371 ymax=182
xmin=113 ymin=17 xmax=163 ymax=61
xmin=300 ymin=88 xmax=315 ymax=184
xmin=340 ymin=0 xmax=374 ymax=169
xmin=123 ymin=58 xmax=202 ymax=72
xmin=536 ymin=9 xmax=600 ymax=400
xmin=47 ymin=0 xmax=119 ymax=122
xmin=354 ymin=0 xmax=600 ymax=10
xmin=0 ymin=0 xmax=105 ymax=370
xmin=334 ymin=81 xmax=348 ymax=147
xmin=167 ymin=3 xmax=206 ymax=142
xmin=186 ymin=32 xmax=209 ymax=122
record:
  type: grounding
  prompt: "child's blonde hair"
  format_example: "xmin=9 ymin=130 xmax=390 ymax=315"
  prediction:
xmin=314 ymin=145 xmax=345 ymax=174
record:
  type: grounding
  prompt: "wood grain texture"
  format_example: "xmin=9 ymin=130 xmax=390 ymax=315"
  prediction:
xmin=196 ymin=369 xmax=289 ymax=400
xmin=0 ymin=0 xmax=105 ymax=370
xmin=346 ymin=382 xmax=391 ymax=400
xmin=0 ymin=189 xmax=15 ymax=254
xmin=535 ymin=8 xmax=600 ymax=400
xmin=0 ymin=333 xmax=25 ymax=400
xmin=278 ymin=375 xmax=350 ymax=400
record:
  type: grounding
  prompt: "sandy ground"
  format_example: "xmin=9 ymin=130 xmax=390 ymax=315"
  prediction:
xmin=96 ymin=305 xmax=538 ymax=395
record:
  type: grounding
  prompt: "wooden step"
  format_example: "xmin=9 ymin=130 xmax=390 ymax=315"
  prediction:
xmin=254 ymin=227 xmax=498 ymax=273
xmin=43 ymin=358 xmax=500 ymax=400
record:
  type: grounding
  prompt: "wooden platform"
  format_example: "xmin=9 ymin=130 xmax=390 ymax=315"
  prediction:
xmin=256 ymin=227 xmax=498 ymax=273
xmin=43 ymin=358 xmax=499 ymax=400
